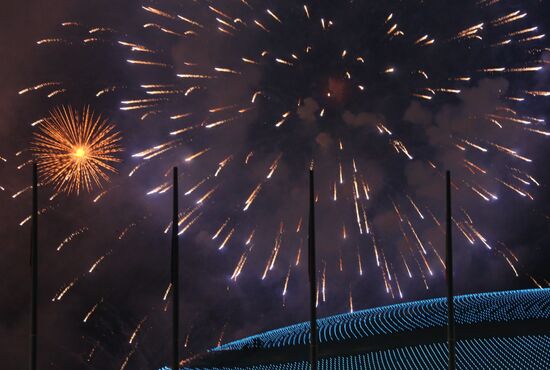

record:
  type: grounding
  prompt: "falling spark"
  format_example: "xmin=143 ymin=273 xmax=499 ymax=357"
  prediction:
xmin=83 ymin=298 xmax=103 ymax=323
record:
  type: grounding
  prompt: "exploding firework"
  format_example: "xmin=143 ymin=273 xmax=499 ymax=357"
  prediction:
xmin=15 ymin=0 xmax=550 ymax=366
xmin=112 ymin=0 xmax=548 ymax=293
xmin=32 ymin=106 xmax=122 ymax=195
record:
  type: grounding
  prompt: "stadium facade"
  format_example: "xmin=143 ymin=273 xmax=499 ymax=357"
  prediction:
xmin=164 ymin=289 xmax=550 ymax=369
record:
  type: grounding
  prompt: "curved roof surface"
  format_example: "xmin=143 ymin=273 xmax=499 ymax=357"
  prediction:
xmin=164 ymin=289 xmax=550 ymax=369
xmin=215 ymin=288 xmax=550 ymax=351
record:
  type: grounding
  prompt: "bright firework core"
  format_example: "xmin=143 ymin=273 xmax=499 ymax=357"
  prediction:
xmin=73 ymin=146 xmax=87 ymax=159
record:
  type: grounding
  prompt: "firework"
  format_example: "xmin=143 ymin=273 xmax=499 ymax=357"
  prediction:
xmin=15 ymin=0 xmax=550 ymax=366
xmin=32 ymin=106 xmax=122 ymax=195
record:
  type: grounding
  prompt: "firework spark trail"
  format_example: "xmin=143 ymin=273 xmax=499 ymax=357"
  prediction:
xmin=129 ymin=317 xmax=148 ymax=344
xmin=52 ymin=277 xmax=79 ymax=302
xmin=219 ymin=228 xmax=235 ymax=250
xmin=243 ymin=183 xmax=262 ymax=211
xmin=282 ymin=264 xmax=292 ymax=296
xmin=83 ymin=298 xmax=103 ymax=323
xmin=19 ymin=82 xmax=62 ymax=95
xmin=19 ymin=205 xmax=57 ymax=227
xmin=262 ymin=222 xmax=285 ymax=280
xmin=357 ymin=246 xmax=364 ymax=276
xmin=232 ymin=244 xmax=253 ymax=281
xmin=57 ymin=227 xmax=89 ymax=251
xmin=119 ymin=348 xmax=136 ymax=370
xmin=88 ymin=250 xmax=113 ymax=273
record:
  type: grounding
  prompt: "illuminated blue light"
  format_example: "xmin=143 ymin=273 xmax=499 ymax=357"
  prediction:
xmin=159 ymin=289 xmax=550 ymax=370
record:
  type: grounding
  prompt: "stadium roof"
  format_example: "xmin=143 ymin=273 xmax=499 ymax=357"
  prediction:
xmin=164 ymin=288 xmax=550 ymax=369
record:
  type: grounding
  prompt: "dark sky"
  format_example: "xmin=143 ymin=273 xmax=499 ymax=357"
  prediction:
xmin=2 ymin=1 xmax=550 ymax=369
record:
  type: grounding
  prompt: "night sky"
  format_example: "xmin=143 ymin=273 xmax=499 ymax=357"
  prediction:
xmin=2 ymin=1 xmax=550 ymax=369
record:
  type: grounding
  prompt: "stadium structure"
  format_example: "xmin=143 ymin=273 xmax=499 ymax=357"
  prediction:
xmin=163 ymin=288 xmax=550 ymax=370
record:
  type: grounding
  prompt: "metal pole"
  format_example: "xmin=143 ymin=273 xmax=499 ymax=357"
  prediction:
xmin=171 ymin=167 xmax=180 ymax=370
xmin=30 ymin=163 xmax=38 ymax=370
xmin=446 ymin=171 xmax=456 ymax=370
xmin=308 ymin=169 xmax=318 ymax=370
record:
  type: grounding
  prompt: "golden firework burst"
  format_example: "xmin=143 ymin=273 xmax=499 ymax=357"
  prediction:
xmin=32 ymin=106 xmax=123 ymax=195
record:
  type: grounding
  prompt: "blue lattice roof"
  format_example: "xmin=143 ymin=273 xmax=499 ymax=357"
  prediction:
xmin=160 ymin=289 xmax=550 ymax=369
xmin=215 ymin=288 xmax=550 ymax=351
